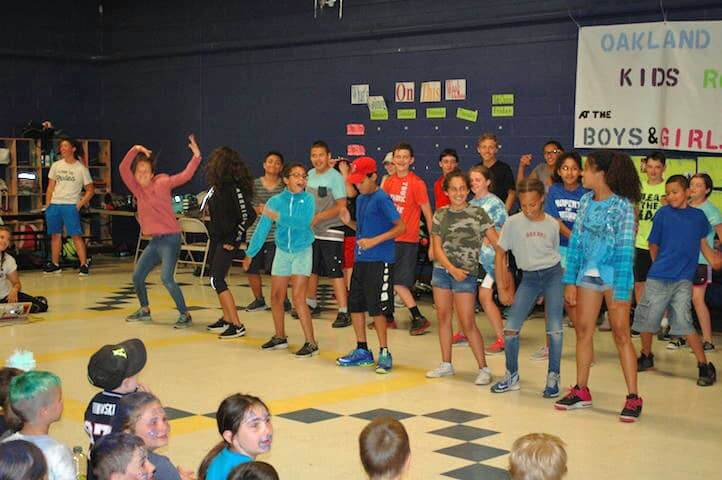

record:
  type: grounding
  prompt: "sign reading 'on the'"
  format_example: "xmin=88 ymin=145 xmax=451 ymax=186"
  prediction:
xmin=574 ymin=21 xmax=722 ymax=153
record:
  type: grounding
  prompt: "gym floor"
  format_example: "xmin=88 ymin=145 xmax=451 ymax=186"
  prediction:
xmin=3 ymin=257 xmax=720 ymax=479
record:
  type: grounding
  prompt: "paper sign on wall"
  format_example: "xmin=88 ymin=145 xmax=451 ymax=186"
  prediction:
xmin=426 ymin=107 xmax=447 ymax=119
xmin=351 ymin=84 xmax=369 ymax=105
xmin=397 ymin=109 xmax=417 ymax=120
xmin=456 ymin=108 xmax=478 ymax=122
xmin=420 ymin=81 xmax=442 ymax=102
xmin=347 ymin=144 xmax=366 ymax=156
xmin=491 ymin=106 xmax=514 ymax=117
xmin=395 ymin=82 xmax=415 ymax=103
xmin=346 ymin=124 xmax=365 ymax=136
xmin=492 ymin=94 xmax=515 ymax=105
xmin=368 ymin=96 xmax=389 ymax=120
xmin=445 ymin=79 xmax=466 ymax=101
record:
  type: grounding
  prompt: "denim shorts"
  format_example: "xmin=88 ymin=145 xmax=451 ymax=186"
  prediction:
xmin=632 ymin=278 xmax=694 ymax=336
xmin=271 ymin=246 xmax=312 ymax=277
xmin=45 ymin=204 xmax=82 ymax=236
xmin=577 ymin=275 xmax=611 ymax=293
xmin=431 ymin=267 xmax=477 ymax=293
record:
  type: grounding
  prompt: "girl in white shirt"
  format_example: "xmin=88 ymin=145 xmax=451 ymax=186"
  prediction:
xmin=0 ymin=227 xmax=48 ymax=313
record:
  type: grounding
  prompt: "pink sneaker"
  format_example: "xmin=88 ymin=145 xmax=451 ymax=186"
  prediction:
xmin=619 ymin=394 xmax=643 ymax=423
xmin=452 ymin=332 xmax=468 ymax=346
xmin=486 ymin=337 xmax=505 ymax=355
xmin=554 ymin=385 xmax=593 ymax=410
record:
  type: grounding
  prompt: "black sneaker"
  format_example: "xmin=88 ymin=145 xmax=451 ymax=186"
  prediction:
xmin=332 ymin=312 xmax=351 ymax=328
xmin=630 ymin=329 xmax=640 ymax=338
xmin=284 ymin=298 xmax=292 ymax=312
xmin=43 ymin=262 xmax=62 ymax=274
xmin=261 ymin=336 xmax=289 ymax=350
xmin=619 ymin=394 xmax=643 ymax=423
xmin=218 ymin=323 xmax=246 ymax=339
xmin=657 ymin=325 xmax=671 ymax=341
xmin=79 ymin=260 xmax=91 ymax=276
xmin=206 ymin=318 xmax=228 ymax=333
xmin=637 ymin=352 xmax=654 ymax=372
xmin=295 ymin=342 xmax=319 ymax=357
xmin=245 ymin=298 xmax=269 ymax=312
xmin=703 ymin=341 xmax=716 ymax=352
xmin=310 ymin=305 xmax=322 ymax=317
xmin=697 ymin=362 xmax=717 ymax=387
xmin=410 ymin=316 xmax=431 ymax=336
xmin=667 ymin=337 xmax=687 ymax=350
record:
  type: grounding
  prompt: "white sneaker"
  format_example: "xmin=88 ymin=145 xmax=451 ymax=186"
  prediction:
xmin=530 ymin=345 xmax=549 ymax=361
xmin=426 ymin=362 xmax=454 ymax=378
xmin=474 ymin=367 xmax=492 ymax=385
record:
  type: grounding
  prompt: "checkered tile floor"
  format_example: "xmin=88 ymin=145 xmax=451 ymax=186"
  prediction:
xmin=168 ymin=406 xmax=508 ymax=479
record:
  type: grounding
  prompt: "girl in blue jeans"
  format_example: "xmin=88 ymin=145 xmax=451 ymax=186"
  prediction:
xmin=120 ymin=135 xmax=202 ymax=328
xmin=491 ymin=178 xmax=563 ymax=397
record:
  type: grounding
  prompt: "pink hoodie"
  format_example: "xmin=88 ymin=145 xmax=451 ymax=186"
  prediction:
xmin=119 ymin=146 xmax=202 ymax=236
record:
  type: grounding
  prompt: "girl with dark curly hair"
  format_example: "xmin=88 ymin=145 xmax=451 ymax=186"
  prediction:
xmin=554 ymin=150 xmax=643 ymax=422
xmin=203 ymin=147 xmax=256 ymax=339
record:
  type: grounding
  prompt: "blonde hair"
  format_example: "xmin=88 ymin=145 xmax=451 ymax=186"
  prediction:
xmin=509 ymin=433 xmax=567 ymax=480
xmin=477 ymin=132 xmax=498 ymax=147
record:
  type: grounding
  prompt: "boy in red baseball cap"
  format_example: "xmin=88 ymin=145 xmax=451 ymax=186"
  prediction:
xmin=336 ymin=157 xmax=406 ymax=373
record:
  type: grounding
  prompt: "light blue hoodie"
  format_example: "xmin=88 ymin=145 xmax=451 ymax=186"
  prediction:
xmin=246 ymin=188 xmax=315 ymax=256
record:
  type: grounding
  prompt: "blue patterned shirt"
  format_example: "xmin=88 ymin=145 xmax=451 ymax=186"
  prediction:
xmin=563 ymin=192 xmax=636 ymax=301
xmin=470 ymin=193 xmax=507 ymax=274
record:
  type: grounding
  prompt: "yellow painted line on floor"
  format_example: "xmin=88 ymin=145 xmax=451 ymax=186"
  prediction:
xmin=48 ymin=328 xmax=430 ymax=435
xmin=35 ymin=334 xmax=216 ymax=363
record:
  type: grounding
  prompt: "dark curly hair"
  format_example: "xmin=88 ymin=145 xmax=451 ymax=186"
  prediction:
xmin=206 ymin=147 xmax=254 ymax=198
xmin=551 ymin=151 xmax=582 ymax=184
xmin=587 ymin=150 xmax=641 ymax=203
xmin=442 ymin=170 xmax=470 ymax=192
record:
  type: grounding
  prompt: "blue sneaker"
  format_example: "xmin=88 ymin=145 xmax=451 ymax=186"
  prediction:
xmin=376 ymin=350 xmax=392 ymax=374
xmin=543 ymin=372 xmax=560 ymax=398
xmin=336 ymin=348 xmax=375 ymax=367
xmin=490 ymin=371 xmax=520 ymax=393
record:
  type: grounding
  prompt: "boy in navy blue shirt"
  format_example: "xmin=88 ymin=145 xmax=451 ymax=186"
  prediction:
xmin=633 ymin=175 xmax=722 ymax=386
xmin=336 ymin=156 xmax=405 ymax=374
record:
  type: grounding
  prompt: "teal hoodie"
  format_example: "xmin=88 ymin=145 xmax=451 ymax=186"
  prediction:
xmin=247 ymin=188 xmax=315 ymax=256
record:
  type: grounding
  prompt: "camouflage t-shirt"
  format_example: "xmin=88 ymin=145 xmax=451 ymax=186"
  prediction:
xmin=432 ymin=205 xmax=494 ymax=272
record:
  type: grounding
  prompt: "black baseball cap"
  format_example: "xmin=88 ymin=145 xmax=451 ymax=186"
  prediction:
xmin=87 ymin=339 xmax=147 ymax=391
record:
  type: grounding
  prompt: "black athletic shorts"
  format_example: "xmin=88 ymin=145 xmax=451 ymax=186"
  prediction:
xmin=393 ymin=241 xmax=418 ymax=288
xmin=247 ymin=242 xmax=276 ymax=274
xmin=311 ymin=239 xmax=344 ymax=278
xmin=349 ymin=261 xmax=394 ymax=317
xmin=634 ymin=248 xmax=653 ymax=283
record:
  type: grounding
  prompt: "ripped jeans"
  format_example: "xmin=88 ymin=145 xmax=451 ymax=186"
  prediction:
xmin=504 ymin=263 xmax=563 ymax=375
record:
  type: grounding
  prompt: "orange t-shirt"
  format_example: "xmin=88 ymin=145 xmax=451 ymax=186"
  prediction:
xmin=382 ymin=172 xmax=430 ymax=243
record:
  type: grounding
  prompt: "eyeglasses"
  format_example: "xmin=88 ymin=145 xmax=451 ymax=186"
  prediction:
xmin=560 ymin=165 xmax=579 ymax=172
xmin=544 ymin=149 xmax=561 ymax=155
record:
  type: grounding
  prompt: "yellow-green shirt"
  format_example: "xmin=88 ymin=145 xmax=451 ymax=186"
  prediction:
xmin=635 ymin=180 xmax=666 ymax=249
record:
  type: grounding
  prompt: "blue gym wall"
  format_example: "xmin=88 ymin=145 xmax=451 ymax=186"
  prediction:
xmin=4 ymin=1 xmax=722 ymax=194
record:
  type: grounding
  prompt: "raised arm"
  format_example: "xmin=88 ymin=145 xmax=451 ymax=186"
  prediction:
xmin=168 ymin=134 xmax=203 ymax=189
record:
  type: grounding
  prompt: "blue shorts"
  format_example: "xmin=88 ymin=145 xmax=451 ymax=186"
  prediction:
xmin=271 ymin=246 xmax=312 ymax=277
xmin=577 ymin=275 xmax=611 ymax=293
xmin=431 ymin=267 xmax=477 ymax=294
xmin=45 ymin=204 xmax=82 ymax=236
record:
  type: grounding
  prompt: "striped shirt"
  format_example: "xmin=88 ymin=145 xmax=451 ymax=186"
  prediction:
xmin=246 ymin=177 xmax=284 ymax=242
xmin=563 ymin=192 xmax=636 ymax=301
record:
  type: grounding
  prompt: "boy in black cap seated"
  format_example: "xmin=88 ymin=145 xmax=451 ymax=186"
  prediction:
xmin=84 ymin=339 xmax=148 ymax=449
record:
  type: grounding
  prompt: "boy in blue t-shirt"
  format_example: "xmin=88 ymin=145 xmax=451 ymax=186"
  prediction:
xmin=633 ymin=175 xmax=722 ymax=387
xmin=336 ymin=156 xmax=405 ymax=374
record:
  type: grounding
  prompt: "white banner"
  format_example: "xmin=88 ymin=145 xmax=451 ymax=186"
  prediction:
xmin=574 ymin=21 xmax=722 ymax=153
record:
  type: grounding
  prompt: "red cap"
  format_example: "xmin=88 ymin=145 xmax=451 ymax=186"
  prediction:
xmin=346 ymin=156 xmax=377 ymax=184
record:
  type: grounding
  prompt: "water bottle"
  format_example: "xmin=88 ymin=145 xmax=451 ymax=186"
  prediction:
xmin=72 ymin=446 xmax=87 ymax=480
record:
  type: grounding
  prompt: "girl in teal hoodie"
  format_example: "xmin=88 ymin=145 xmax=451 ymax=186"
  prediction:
xmin=243 ymin=163 xmax=318 ymax=357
